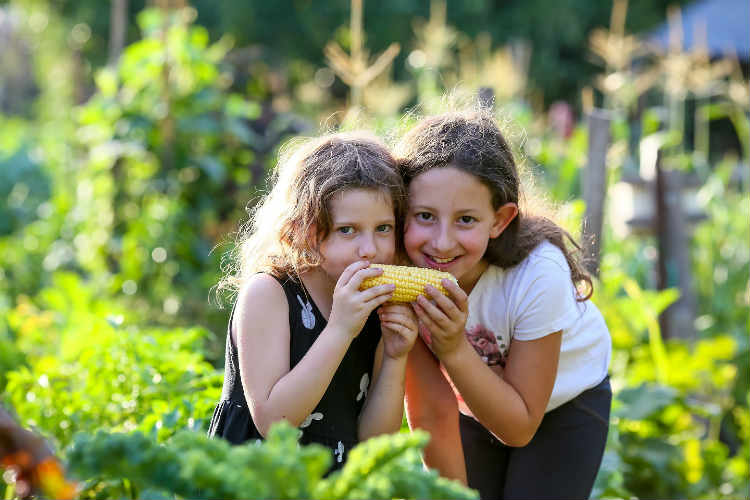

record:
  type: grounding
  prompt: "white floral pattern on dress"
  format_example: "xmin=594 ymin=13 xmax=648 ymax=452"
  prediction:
xmin=300 ymin=412 xmax=323 ymax=428
xmin=334 ymin=441 xmax=345 ymax=463
xmin=356 ymin=373 xmax=370 ymax=401
xmin=297 ymin=294 xmax=316 ymax=329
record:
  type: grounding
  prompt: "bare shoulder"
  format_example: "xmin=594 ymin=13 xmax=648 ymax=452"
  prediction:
xmin=239 ymin=273 xmax=286 ymax=301
xmin=233 ymin=274 xmax=289 ymax=334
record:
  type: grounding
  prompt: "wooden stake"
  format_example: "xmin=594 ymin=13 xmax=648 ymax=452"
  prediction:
xmin=582 ymin=109 xmax=612 ymax=277
xmin=655 ymin=151 xmax=696 ymax=339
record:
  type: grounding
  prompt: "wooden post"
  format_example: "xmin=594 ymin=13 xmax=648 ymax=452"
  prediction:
xmin=108 ymin=0 xmax=128 ymax=65
xmin=655 ymin=151 xmax=696 ymax=340
xmin=581 ymin=109 xmax=612 ymax=277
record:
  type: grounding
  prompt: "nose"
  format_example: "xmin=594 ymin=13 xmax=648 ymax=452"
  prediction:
xmin=431 ymin=222 xmax=454 ymax=254
xmin=358 ymin=234 xmax=377 ymax=260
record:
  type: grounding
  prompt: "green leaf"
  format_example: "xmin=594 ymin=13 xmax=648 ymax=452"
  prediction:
xmin=195 ymin=156 xmax=226 ymax=183
xmin=616 ymin=384 xmax=678 ymax=420
xmin=226 ymin=94 xmax=261 ymax=120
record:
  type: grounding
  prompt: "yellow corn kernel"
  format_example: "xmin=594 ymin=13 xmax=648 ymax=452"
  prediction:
xmin=360 ymin=264 xmax=458 ymax=303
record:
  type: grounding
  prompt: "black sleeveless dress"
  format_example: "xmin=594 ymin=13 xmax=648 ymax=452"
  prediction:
xmin=207 ymin=274 xmax=382 ymax=470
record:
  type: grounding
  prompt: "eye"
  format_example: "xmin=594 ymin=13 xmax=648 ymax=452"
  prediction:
xmin=415 ymin=212 xmax=434 ymax=222
xmin=337 ymin=226 xmax=355 ymax=235
xmin=376 ymin=224 xmax=393 ymax=233
xmin=458 ymin=215 xmax=477 ymax=224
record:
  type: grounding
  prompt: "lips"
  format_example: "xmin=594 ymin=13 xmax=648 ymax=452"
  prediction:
xmin=424 ymin=253 xmax=459 ymax=271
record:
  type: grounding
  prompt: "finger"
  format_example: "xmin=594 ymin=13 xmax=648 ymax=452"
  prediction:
xmin=363 ymin=289 xmax=396 ymax=309
xmin=379 ymin=309 xmax=418 ymax=330
xmin=413 ymin=298 xmax=441 ymax=333
xmin=380 ymin=316 xmax=417 ymax=335
xmin=415 ymin=293 xmax=450 ymax=327
xmin=359 ymin=282 xmax=396 ymax=302
xmin=337 ymin=260 xmax=371 ymax=287
xmin=378 ymin=306 xmax=411 ymax=322
xmin=381 ymin=322 xmax=417 ymax=341
xmin=424 ymin=284 xmax=460 ymax=318
xmin=412 ymin=310 xmax=433 ymax=346
xmin=443 ymin=279 xmax=469 ymax=313
xmin=380 ymin=303 xmax=413 ymax=316
xmin=347 ymin=265 xmax=387 ymax=290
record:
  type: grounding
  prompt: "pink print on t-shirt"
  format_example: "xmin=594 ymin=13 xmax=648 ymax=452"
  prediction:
xmin=466 ymin=324 xmax=505 ymax=366
xmin=420 ymin=323 xmax=506 ymax=367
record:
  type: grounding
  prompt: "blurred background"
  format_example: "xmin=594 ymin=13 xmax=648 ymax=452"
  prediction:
xmin=0 ymin=0 xmax=748 ymax=498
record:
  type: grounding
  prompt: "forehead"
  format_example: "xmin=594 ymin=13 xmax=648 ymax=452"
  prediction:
xmin=408 ymin=167 xmax=493 ymax=210
xmin=328 ymin=188 xmax=394 ymax=219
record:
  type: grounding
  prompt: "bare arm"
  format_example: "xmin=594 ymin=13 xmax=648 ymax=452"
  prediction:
xmin=236 ymin=274 xmax=353 ymax=434
xmin=439 ymin=332 xmax=561 ymax=447
xmin=358 ymin=303 xmax=418 ymax=440
xmin=404 ymin=337 xmax=467 ymax=484
xmin=357 ymin=340 xmax=406 ymax=439
xmin=415 ymin=280 xmax=561 ymax=447
xmin=238 ymin=264 xmax=396 ymax=435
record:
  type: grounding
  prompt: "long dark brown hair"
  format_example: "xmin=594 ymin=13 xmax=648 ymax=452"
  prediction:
xmin=217 ymin=131 xmax=405 ymax=296
xmin=396 ymin=108 xmax=593 ymax=301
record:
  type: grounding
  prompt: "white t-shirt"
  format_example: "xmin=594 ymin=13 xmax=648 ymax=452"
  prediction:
xmin=458 ymin=240 xmax=611 ymax=413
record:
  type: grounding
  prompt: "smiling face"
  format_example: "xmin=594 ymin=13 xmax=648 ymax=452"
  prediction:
xmin=404 ymin=167 xmax=515 ymax=292
xmin=318 ymin=188 xmax=396 ymax=283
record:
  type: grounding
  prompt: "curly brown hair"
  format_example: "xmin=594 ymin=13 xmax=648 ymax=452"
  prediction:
xmin=217 ymin=131 xmax=405 ymax=297
xmin=396 ymin=108 xmax=593 ymax=301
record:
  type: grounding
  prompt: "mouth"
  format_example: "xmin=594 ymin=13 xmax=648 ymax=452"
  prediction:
xmin=424 ymin=253 xmax=459 ymax=270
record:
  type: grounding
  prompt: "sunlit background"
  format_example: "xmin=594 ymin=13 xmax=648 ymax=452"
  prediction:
xmin=0 ymin=0 xmax=748 ymax=499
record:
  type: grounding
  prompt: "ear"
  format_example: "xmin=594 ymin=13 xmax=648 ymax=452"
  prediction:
xmin=489 ymin=203 xmax=518 ymax=239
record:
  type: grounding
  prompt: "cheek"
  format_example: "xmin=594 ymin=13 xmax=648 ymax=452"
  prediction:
xmin=318 ymin=235 xmax=345 ymax=262
xmin=379 ymin=234 xmax=397 ymax=259
xmin=403 ymin=224 xmax=426 ymax=255
xmin=462 ymin=229 xmax=491 ymax=254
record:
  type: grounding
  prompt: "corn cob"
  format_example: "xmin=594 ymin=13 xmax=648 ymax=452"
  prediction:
xmin=360 ymin=264 xmax=458 ymax=303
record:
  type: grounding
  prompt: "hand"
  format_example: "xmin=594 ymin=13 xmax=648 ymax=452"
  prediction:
xmin=378 ymin=303 xmax=418 ymax=360
xmin=412 ymin=278 xmax=468 ymax=359
xmin=328 ymin=261 xmax=395 ymax=338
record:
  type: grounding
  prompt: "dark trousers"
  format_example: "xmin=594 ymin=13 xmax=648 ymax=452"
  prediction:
xmin=459 ymin=376 xmax=612 ymax=500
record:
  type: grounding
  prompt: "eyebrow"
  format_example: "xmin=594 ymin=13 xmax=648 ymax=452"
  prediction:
xmin=410 ymin=205 xmax=481 ymax=214
xmin=332 ymin=217 xmax=396 ymax=225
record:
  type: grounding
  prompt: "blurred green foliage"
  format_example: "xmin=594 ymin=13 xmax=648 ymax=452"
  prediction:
xmin=0 ymin=6 xmax=293 ymax=352
xmin=1 ymin=2 xmax=748 ymax=500
xmin=34 ymin=0 xmax=692 ymax=106
xmin=3 ymin=272 xmax=222 ymax=452
xmin=66 ymin=423 xmax=477 ymax=500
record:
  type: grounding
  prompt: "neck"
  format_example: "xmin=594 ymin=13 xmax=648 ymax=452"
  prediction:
xmin=458 ymin=259 xmax=489 ymax=295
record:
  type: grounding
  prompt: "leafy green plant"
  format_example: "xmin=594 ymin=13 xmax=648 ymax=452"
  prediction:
xmin=0 ymin=7 xmax=278 ymax=347
xmin=61 ymin=8 xmax=264 ymax=331
xmin=66 ymin=422 xmax=478 ymax=500
xmin=3 ymin=272 xmax=221 ymax=452
xmin=591 ymin=277 xmax=746 ymax=499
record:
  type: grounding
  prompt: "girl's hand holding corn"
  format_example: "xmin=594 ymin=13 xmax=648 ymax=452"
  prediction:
xmin=329 ymin=261 xmax=396 ymax=338
xmin=413 ymin=279 xmax=469 ymax=360
xmin=359 ymin=264 xmax=466 ymax=359
xmin=377 ymin=303 xmax=419 ymax=360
